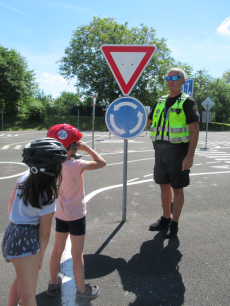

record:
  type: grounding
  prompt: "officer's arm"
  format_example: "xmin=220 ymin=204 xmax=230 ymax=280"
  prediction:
xmin=146 ymin=118 xmax=152 ymax=126
xmin=182 ymin=121 xmax=199 ymax=170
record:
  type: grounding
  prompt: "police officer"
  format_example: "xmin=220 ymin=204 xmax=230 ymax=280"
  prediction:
xmin=147 ymin=68 xmax=199 ymax=238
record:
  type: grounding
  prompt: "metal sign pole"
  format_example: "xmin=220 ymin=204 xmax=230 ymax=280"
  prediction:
xmin=2 ymin=108 xmax=4 ymax=131
xmin=102 ymin=45 xmax=155 ymax=223
xmin=122 ymin=139 xmax=128 ymax=221
xmin=92 ymin=104 xmax=95 ymax=149
xmin=205 ymin=104 xmax=209 ymax=149
xmin=78 ymin=109 xmax=79 ymax=131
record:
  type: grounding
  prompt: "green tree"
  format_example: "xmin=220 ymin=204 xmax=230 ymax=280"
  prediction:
xmin=193 ymin=69 xmax=214 ymax=112
xmin=54 ymin=91 xmax=82 ymax=115
xmin=35 ymin=90 xmax=55 ymax=115
xmin=210 ymin=78 xmax=230 ymax=122
xmin=25 ymin=98 xmax=46 ymax=121
xmin=58 ymin=17 xmax=192 ymax=108
xmin=222 ymin=70 xmax=230 ymax=83
xmin=193 ymin=69 xmax=230 ymax=122
xmin=0 ymin=46 xmax=38 ymax=114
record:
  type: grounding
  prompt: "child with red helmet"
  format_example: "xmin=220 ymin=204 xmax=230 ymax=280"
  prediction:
xmin=46 ymin=124 xmax=106 ymax=304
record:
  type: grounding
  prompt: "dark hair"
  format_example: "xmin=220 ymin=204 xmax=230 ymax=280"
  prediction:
xmin=65 ymin=142 xmax=76 ymax=151
xmin=17 ymin=163 xmax=62 ymax=209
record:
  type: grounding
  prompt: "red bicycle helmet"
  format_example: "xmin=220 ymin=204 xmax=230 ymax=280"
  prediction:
xmin=47 ymin=124 xmax=83 ymax=149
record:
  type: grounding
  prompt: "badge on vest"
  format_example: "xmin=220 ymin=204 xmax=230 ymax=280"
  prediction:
xmin=155 ymin=109 xmax=161 ymax=117
xmin=171 ymin=109 xmax=182 ymax=115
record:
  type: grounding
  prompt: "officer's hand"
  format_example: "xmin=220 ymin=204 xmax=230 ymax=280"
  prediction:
xmin=182 ymin=155 xmax=193 ymax=171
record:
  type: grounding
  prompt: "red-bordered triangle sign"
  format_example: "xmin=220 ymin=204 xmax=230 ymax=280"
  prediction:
xmin=101 ymin=44 xmax=157 ymax=96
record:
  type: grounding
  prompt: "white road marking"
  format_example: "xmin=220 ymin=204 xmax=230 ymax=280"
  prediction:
xmin=85 ymin=171 xmax=230 ymax=203
xmin=0 ymin=162 xmax=28 ymax=180
xmin=206 ymin=161 xmax=221 ymax=164
xmin=99 ymin=150 xmax=154 ymax=156
xmin=127 ymin=178 xmax=139 ymax=182
xmin=1 ymin=139 xmax=34 ymax=147
xmin=14 ymin=145 xmax=22 ymax=149
xmin=1 ymin=145 xmax=10 ymax=149
xmin=107 ymin=157 xmax=154 ymax=166
xmin=143 ymin=174 xmax=152 ymax=177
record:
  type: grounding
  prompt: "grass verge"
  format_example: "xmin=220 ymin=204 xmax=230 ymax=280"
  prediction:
xmin=0 ymin=114 xmax=230 ymax=132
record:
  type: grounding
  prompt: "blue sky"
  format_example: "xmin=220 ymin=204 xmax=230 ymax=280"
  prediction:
xmin=0 ymin=0 xmax=229 ymax=98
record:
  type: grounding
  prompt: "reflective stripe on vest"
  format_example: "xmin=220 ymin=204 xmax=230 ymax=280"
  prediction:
xmin=150 ymin=135 xmax=190 ymax=142
xmin=150 ymin=126 xmax=190 ymax=133
xmin=150 ymin=93 xmax=190 ymax=144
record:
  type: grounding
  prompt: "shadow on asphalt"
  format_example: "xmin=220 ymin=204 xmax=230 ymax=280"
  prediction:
xmin=36 ymin=223 xmax=185 ymax=306
xmin=84 ymin=224 xmax=185 ymax=305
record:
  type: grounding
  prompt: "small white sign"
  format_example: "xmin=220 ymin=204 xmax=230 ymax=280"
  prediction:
xmin=144 ymin=106 xmax=150 ymax=114
xmin=93 ymin=96 xmax=97 ymax=107
xmin=202 ymin=97 xmax=215 ymax=110
xmin=202 ymin=111 xmax=212 ymax=123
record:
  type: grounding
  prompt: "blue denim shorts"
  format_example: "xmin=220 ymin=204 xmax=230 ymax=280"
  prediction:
xmin=2 ymin=222 xmax=40 ymax=262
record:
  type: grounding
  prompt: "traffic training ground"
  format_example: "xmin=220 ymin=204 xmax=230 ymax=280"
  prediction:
xmin=0 ymin=130 xmax=230 ymax=305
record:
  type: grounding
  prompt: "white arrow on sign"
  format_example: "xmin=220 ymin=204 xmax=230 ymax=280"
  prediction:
xmin=114 ymin=102 xmax=137 ymax=111
xmin=129 ymin=111 xmax=144 ymax=134
xmin=187 ymin=83 xmax=189 ymax=94
xmin=202 ymin=97 xmax=215 ymax=110
xmin=110 ymin=114 xmax=125 ymax=135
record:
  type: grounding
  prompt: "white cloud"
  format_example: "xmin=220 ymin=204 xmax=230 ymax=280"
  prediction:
xmin=217 ymin=17 xmax=230 ymax=35
xmin=37 ymin=73 xmax=77 ymax=98
xmin=40 ymin=73 xmax=68 ymax=84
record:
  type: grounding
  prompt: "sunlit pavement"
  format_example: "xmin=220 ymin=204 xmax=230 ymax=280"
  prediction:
xmin=1 ymin=131 xmax=230 ymax=305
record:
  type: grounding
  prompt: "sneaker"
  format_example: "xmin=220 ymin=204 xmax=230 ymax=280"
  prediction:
xmin=47 ymin=274 xmax=63 ymax=297
xmin=75 ymin=283 xmax=100 ymax=305
xmin=149 ymin=216 xmax=171 ymax=231
xmin=164 ymin=221 xmax=178 ymax=238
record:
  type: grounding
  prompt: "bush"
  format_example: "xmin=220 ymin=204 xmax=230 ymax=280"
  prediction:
xmin=70 ymin=105 xmax=106 ymax=117
xmin=26 ymin=99 xmax=46 ymax=121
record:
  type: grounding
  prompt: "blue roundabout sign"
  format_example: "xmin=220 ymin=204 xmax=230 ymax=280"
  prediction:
xmin=105 ymin=97 xmax=147 ymax=139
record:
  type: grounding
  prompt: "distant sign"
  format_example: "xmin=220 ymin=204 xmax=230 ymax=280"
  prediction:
xmin=105 ymin=97 xmax=147 ymax=139
xmin=202 ymin=97 xmax=215 ymax=111
xmin=144 ymin=106 xmax=150 ymax=114
xmin=202 ymin=111 xmax=212 ymax=123
xmin=182 ymin=78 xmax=194 ymax=97
xmin=93 ymin=96 xmax=97 ymax=107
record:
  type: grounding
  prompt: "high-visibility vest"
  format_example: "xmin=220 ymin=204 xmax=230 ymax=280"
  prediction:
xmin=150 ymin=93 xmax=190 ymax=143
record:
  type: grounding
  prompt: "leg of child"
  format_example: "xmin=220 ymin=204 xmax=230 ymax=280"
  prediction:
xmin=49 ymin=231 xmax=68 ymax=284
xmin=11 ymin=252 xmax=40 ymax=306
xmin=70 ymin=234 xmax=85 ymax=293
xmin=8 ymin=276 xmax=20 ymax=306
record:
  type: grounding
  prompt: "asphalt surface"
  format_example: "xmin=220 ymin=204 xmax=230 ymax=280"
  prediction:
xmin=0 ymin=130 xmax=230 ymax=306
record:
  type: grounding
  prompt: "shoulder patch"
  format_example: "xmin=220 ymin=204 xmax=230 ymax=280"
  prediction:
xmin=193 ymin=105 xmax=198 ymax=111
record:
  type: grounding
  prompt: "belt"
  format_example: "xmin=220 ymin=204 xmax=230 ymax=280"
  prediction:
xmin=155 ymin=143 xmax=173 ymax=149
xmin=154 ymin=143 xmax=187 ymax=149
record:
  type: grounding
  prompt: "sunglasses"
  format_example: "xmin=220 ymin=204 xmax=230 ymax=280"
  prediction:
xmin=165 ymin=76 xmax=182 ymax=81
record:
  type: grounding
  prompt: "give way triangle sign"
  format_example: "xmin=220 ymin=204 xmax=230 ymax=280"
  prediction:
xmin=101 ymin=44 xmax=157 ymax=96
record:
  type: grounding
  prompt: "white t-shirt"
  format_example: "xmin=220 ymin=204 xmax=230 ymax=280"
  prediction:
xmin=9 ymin=170 xmax=56 ymax=225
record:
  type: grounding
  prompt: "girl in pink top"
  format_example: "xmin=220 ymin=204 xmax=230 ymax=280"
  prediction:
xmin=46 ymin=124 xmax=106 ymax=304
